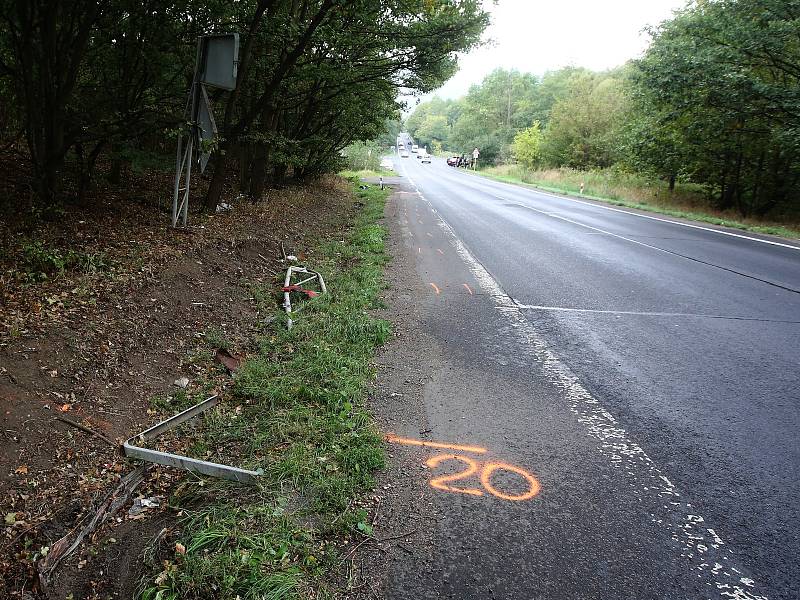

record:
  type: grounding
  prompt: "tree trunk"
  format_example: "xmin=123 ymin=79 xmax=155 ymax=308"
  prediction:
xmin=109 ymin=143 xmax=123 ymax=184
xmin=248 ymin=144 xmax=268 ymax=199
xmin=238 ymin=144 xmax=252 ymax=193
xmin=203 ymin=150 xmax=228 ymax=212
xmin=274 ymin=163 xmax=288 ymax=185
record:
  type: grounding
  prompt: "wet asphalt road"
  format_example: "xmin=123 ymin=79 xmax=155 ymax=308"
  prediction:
xmin=383 ymin=153 xmax=800 ymax=599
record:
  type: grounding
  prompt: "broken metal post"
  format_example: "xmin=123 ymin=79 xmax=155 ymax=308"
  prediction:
xmin=283 ymin=266 xmax=295 ymax=329
xmin=282 ymin=266 xmax=327 ymax=330
xmin=123 ymin=395 xmax=262 ymax=484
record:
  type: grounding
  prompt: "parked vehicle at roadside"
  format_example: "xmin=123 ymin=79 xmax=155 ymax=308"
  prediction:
xmin=447 ymin=156 xmax=460 ymax=166
xmin=421 ymin=152 xmax=431 ymax=164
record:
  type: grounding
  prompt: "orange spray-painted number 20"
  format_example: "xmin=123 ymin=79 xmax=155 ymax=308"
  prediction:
xmin=425 ymin=453 xmax=541 ymax=502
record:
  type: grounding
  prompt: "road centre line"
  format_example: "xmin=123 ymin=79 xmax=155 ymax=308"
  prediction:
xmin=451 ymin=168 xmax=800 ymax=251
xmin=504 ymin=199 xmax=800 ymax=295
xmin=507 ymin=304 xmax=800 ymax=324
xmin=402 ymin=176 xmax=767 ymax=599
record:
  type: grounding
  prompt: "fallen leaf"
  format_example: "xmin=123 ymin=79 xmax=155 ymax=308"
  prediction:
xmin=175 ymin=542 xmax=186 ymax=555
xmin=15 ymin=465 xmax=28 ymax=475
xmin=5 ymin=512 xmax=17 ymax=524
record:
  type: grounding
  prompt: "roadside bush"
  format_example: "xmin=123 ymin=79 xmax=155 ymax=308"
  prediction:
xmin=341 ymin=141 xmax=381 ymax=172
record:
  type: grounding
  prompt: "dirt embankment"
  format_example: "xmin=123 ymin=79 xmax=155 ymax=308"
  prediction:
xmin=0 ymin=173 xmax=353 ymax=599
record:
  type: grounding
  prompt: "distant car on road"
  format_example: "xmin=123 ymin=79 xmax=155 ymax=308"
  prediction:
xmin=447 ymin=156 xmax=460 ymax=167
xmin=380 ymin=158 xmax=394 ymax=170
xmin=400 ymin=150 xmax=409 ymax=158
xmin=411 ymin=144 xmax=419 ymax=153
xmin=420 ymin=152 xmax=431 ymax=164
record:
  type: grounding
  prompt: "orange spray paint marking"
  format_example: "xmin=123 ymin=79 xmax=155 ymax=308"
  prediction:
xmin=437 ymin=248 xmax=444 ymax=255
xmin=480 ymin=462 xmax=541 ymax=501
xmin=429 ymin=283 xmax=441 ymax=295
xmin=426 ymin=454 xmax=483 ymax=496
xmin=463 ymin=283 xmax=474 ymax=295
xmin=385 ymin=434 xmax=488 ymax=455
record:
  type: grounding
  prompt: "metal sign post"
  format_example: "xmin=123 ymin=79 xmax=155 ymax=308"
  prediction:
xmin=171 ymin=34 xmax=239 ymax=228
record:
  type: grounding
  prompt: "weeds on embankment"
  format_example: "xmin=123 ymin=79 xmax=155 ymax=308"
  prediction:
xmin=339 ymin=168 xmax=395 ymax=180
xmin=139 ymin=180 xmax=391 ymax=599
xmin=477 ymin=165 xmax=800 ymax=240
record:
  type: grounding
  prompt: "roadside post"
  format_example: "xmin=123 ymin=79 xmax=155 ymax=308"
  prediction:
xmin=171 ymin=34 xmax=239 ymax=228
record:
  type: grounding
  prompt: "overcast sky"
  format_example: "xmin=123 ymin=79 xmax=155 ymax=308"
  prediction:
xmin=413 ymin=0 xmax=689 ymax=105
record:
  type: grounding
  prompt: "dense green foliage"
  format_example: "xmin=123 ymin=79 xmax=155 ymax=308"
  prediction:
xmin=407 ymin=0 xmax=800 ymax=219
xmin=0 ymin=0 xmax=489 ymax=208
xmin=341 ymin=140 xmax=382 ymax=171
xmin=631 ymin=0 xmax=800 ymax=217
xmin=511 ymin=122 xmax=543 ymax=169
xmin=407 ymin=66 xmax=601 ymax=164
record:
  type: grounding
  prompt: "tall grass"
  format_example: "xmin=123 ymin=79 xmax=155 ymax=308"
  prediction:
xmin=479 ymin=165 xmax=800 ymax=239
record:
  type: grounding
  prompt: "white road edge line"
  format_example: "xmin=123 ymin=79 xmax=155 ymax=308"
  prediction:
xmin=458 ymin=170 xmax=800 ymax=251
xmin=401 ymin=174 xmax=767 ymax=600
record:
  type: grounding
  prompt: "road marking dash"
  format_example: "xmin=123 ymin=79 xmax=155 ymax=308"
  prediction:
xmin=463 ymin=283 xmax=474 ymax=295
xmin=437 ymin=248 xmax=444 ymax=255
xmin=386 ymin=434 xmax=488 ymax=454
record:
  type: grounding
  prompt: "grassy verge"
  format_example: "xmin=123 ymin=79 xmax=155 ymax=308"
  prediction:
xmin=475 ymin=165 xmax=800 ymax=240
xmin=139 ymin=178 xmax=391 ymax=599
xmin=339 ymin=168 xmax=395 ymax=179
